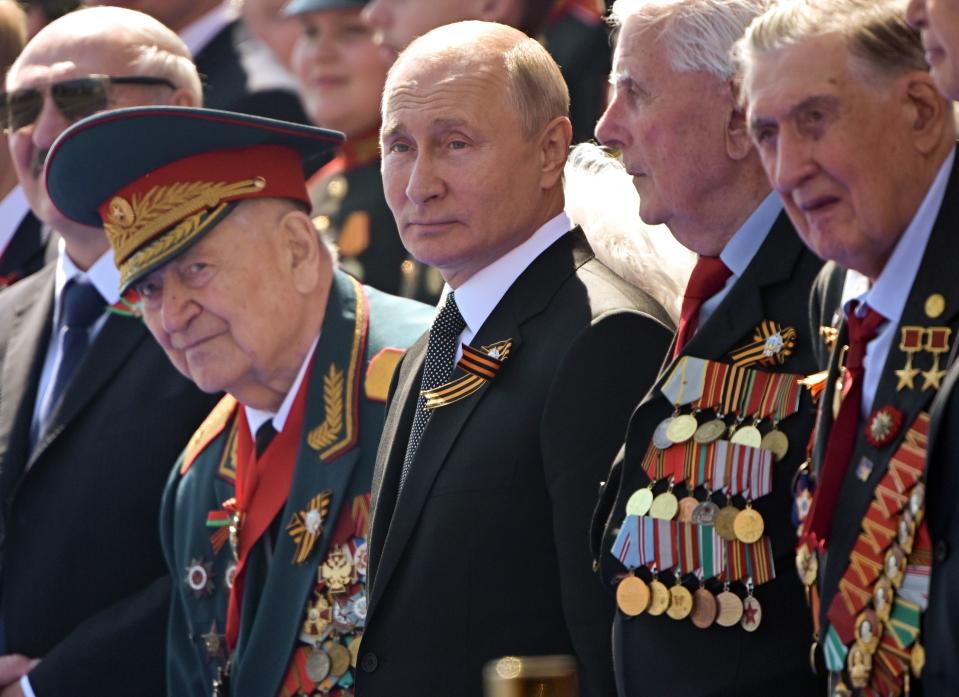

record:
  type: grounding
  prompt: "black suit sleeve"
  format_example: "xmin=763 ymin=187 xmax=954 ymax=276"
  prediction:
xmin=540 ymin=311 xmax=672 ymax=697
xmin=27 ymin=576 xmax=170 ymax=697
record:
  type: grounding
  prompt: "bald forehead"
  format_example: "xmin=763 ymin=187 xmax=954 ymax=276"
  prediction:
xmin=10 ymin=30 xmax=141 ymax=87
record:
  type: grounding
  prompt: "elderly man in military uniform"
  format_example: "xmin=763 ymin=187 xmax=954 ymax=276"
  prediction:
xmin=590 ymin=0 xmax=826 ymax=695
xmin=45 ymin=106 xmax=431 ymax=697
xmin=740 ymin=0 xmax=958 ymax=694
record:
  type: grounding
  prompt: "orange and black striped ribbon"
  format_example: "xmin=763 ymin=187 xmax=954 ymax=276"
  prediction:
xmin=729 ymin=321 xmax=797 ymax=368
xmin=423 ymin=339 xmax=512 ymax=409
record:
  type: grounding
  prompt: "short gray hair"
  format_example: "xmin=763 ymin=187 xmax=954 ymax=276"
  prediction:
xmin=608 ymin=0 xmax=773 ymax=80
xmin=738 ymin=0 xmax=927 ymax=86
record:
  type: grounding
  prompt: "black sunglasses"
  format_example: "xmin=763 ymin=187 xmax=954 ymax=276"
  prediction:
xmin=0 ymin=74 xmax=177 ymax=132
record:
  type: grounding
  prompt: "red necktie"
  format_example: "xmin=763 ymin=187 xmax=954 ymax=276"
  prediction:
xmin=673 ymin=256 xmax=732 ymax=357
xmin=802 ymin=302 xmax=885 ymax=549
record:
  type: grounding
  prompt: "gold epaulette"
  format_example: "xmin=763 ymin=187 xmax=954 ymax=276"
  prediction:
xmin=181 ymin=394 xmax=238 ymax=474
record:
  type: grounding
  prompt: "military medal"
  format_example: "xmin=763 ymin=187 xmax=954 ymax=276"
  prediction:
xmin=666 ymin=578 xmax=693 ymax=621
xmin=911 ymin=642 xmax=925 ymax=678
xmin=617 ymin=573 xmax=651 ymax=616
xmin=846 ymin=643 xmax=872 ymax=689
xmin=854 ymin=610 xmax=881 ymax=655
xmin=715 ymin=584 xmax=744 ymax=627
xmin=895 ymin=327 xmax=924 ymax=391
xmin=287 ymin=490 xmax=332 ymax=565
xmin=715 ymin=501 xmax=741 ymax=542
xmin=873 ymin=576 xmax=893 ymax=623
xmin=885 ymin=545 xmax=907 ymax=588
xmin=677 ymin=495 xmax=699 ymax=523
xmin=795 ymin=544 xmax=818 ymax=587
xmin=653 ymin=417 xmax=675 ymax=450
xmin=659 ymin=357 xmax=707 ymax=446
xmin=864 ymin=405 xmax=903 ymax=448
xmin=730 ymin=423 xmax=762 ymax=449
xmin=647 ymin=576 xmax=671 ymax=616
xmin=921 ymin=326 xmax=951 ymax=390
xmin=666 ymin=414 xmax=698 ymax=444
xmin=909 ymin=482 xmax=926 ymax=526
xmin=691 ymin=500 xmax=720 ymax=526
xmin=694 ymin=417 xmax=726 ymax=444
xmin=200 ymin=620 xmax=227 ymax=661
xmin=320 ymin=543 xmax=354 ymax=593
xmin=760 ymin=426 xmax=789 ymax=462
xmin=733 ymin=504 xmax=765 ymax=544
xmin=626 ymin=485 xmax=655 ymax=516
xmin=729 ymin=321 xmax=797 ymax=368
xmin=327 ymin=641 xmax=352 ymax=678
xmin=740 ymin=591 xmax=762 ymax=632
xmin=897 ymin=511 xmax=917 ymax=555
xmin=185 ymin=557 xmax=215 ymax=598
xmin=306 ymin=646 xmax=332 ymax=682
xmin=691 ymin=585 xmax=717 ymax=629
xmin=649 ymin=483 xmax=679 ymax=520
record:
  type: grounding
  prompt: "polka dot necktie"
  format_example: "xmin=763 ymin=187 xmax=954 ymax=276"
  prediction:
xmin=399 ymin=291 xmax=466 ymax=490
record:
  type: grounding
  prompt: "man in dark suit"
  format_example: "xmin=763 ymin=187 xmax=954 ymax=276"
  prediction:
xmin=591 ymin=2 xmax=825 ymax=695
xmin=0 ymin=8 xmax=218 ymax=697
xmin=357 ymin=21 xmax=673 ymax=697
xmin=741 ymin=0 xmax=957 ymax=694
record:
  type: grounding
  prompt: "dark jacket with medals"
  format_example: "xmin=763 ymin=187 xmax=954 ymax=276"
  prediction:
xmin=162 ymin=271 xmax=431 ymax=697
xmin=592 ymin=213 xmax=826 ymax=697
xmin=357 ymin=229 xmax=674 ymax=697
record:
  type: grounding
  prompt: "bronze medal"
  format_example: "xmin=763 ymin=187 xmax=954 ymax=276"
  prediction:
xmin=327 ymin=642 xmax=351 ymax=678
xmin=616 ymin=574 xmax=651 ymax=617
xmin=740 ymin=594 xmax=762 ymax=632
xmin=795 ymin=545 xmax=818 ymax=587
xmin=666 ymin=584 xmax=693 ymax=620
xmin=691 ymin=501 xmax=720 ymax=526
xmin=733 ymin=506 xmax=765 ymax=544
xmin=730 ymin=424 xmax=762 ymax=449
xmin=715 ymin=504 xmax=741 ymax=542
xmin=760 ymin=429 xmax=789 ymax=461
xmin=677 ymin=496 xmax=699 ymax=523
xmin=694 ymin=418 xmax=726 ymax=444
xmin=847 ymin=644 xmax=872 ymax=689
xmin=653 ymin=417 xmax=675 ymax=450
xmin=715 ymin=589 xmax=744 ymax=627
xmin=884 ymin=545 xmax=907 ymax=588
xmin=649 ymin=490 xmax=679 ymax=520
xmin=854 ymin=610 xmax=881 ymax=655
xmin=666 ymin=413 xmax=698 ymax=444
xmin=874 ymin=577 xmax=893 ymax=623
xmin=691 ymin=588 xmax=717 ymax=629
xmin=306 ymin=647 xmax=332 ymax=682
xmin=626 ymin=487 xmax=655 ymax=517
xmin=647 ymin=579 xmax=671 ymax=616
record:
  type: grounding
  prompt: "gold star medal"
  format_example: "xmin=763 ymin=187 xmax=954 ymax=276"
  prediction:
xmin=287 ymin=490 xmax=332 ymax=565
xmin=895 ymin=327 xmax=924 ymax=391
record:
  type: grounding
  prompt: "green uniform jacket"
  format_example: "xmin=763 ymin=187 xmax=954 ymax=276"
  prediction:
xmin=161 ymin=270 xmax=431 ymax=697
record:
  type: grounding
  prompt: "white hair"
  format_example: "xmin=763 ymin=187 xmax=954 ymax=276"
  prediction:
xmin=564 ymin=143 xmax=694 ymax=323
xmin=608 ymin=0 xmax=773 ymax=80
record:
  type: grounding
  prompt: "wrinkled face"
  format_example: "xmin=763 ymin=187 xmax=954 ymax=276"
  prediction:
xmin=135 ymin=202 xmax=310 ymax=398
xmin=291 ymin=9 xmax=389 ymax=136
xmin=594 ymin=19 xmax=737 ymax=249
xmin=6 ymin=37 xmax=177 ymax=232
xmin=380 ymin=57 xmax=548 ymax=287
xmin=362 ymin=0 xmax=484 ymax=57
xmin=907 ymin=0 xmax=959 ymax=99
xmin=746 ymin=35 xmax=925 ymax=278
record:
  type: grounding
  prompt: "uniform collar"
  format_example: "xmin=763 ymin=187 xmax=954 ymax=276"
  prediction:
xmin=244 ymin=334 xmax=320 ymax=437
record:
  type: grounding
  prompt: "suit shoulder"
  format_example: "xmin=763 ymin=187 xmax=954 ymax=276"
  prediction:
xmin=364 ymin=286 xmax=432 ymax=350
xmin=572 ymin=257 xmax=674 ymax=329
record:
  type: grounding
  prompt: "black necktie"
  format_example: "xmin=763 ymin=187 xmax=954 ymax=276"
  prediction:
xmin=399 ymin=292 xmax=466 ymax=489
xmin=36 ymin=278 xmax=104 ymax=435
xmin=255 ymin=421 xmax=277 ymax=459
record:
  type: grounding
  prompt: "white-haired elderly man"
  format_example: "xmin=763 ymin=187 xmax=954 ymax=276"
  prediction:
xmin=741 ymin=0 xmax=959 ymax=695
xmin=591 ymin=0 xmax=825 ymax=695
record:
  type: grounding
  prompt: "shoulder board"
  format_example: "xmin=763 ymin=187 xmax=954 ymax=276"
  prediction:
xmin=365 ymin=347 xmax=407 ymax=403
xmin=181 ymin=394 xmax=238 ymax=475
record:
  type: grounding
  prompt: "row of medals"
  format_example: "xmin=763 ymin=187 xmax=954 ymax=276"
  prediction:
xmin=613 ymin=408 xmax=787 ymax=630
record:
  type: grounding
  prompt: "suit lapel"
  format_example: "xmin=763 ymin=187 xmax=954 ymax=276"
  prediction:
xmin=233 ymin=271 xmax=369 ymax=696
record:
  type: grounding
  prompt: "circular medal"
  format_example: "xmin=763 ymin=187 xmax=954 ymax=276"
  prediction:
xmin=653 ymin=417 xmax=675 ymax=450
xmin=647 ymin=579 xmax=671 ymax=616
xmin=760 ymin=429 xmax=789 ymax=461
xmin=691 ymin=588 xmax=717 ymax=629
xmin=327 ymin=641 xmax=352 ymax=677
xmin=898 ymin=511 xmax=916 ymax=555
xmin=715 ymin=504 xmax=741 ymax=541
xmin=616 ymin=574 xmax=651 ymax=616
xmin=730 ymin=424 xmax=762 ymax=449
xmin=873 ymin=577 xmax=893 ymax=623
xmin=691 ymin=501 xmax=720 ymax=526
xmin=740 ymin=595 xmax=762 ymax=632
xmin=795 ymin=545 xmax=818 ymax=587
xmin=854 ymin=610 xmax=881 ymax=655
xmin=847 ymin=643 xmax=872 ymax=689
xmin=677 ymin=496 xmax=699 ymax=523
xmin=694 ymin=418 xmax=726 ymax=444
xmin=715 ymin=590 xmax=744 ymax=627
xmin=306 ymin=648 xmax=332 ymax=682
xmin=884 ymin=545 xmax=906 ymax=588
xmin=649 ymin=490 xmax=679 ymax=520
xmin=734 ymin=506 xmax=765 ymax=544
xmin=626 ymin=487 xmax=654 ymax=516
xmin=666 ymin=584 xmax=693 ymax=620
xmin=909 ymin=482 xmax=926 ymax=524
xmin=666 ymin=413 xmax=698 ymax=444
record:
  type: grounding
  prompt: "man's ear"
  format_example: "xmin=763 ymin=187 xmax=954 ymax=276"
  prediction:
xmin=903 ymin=73 xmax=952 ymax=156
xmin=281 ymin=210 xmax=323 ymax=294
xmin=539 ymin=115 xmax=574 ymax=189
xmin=724 ymin=79 xmax=753 ymax=161
xmin=170 ymin=87 xmax=200 ymax=107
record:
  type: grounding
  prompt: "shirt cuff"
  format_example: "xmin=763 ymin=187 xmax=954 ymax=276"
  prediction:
xmin=20 ymin=674 xmax=37 ymax=697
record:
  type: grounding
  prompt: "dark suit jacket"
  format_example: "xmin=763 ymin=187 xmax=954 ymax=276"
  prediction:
xmin=194 ymin=20 xmax=309 ymax=124
xmin=356 ymin=229 xmax=673 ymax=697
xmin=0 ymin=210 xmax=47 ymax=291
xmin=592 ymin=214 xmax=826 ymax=697
xmin=805 ymin=161 xmax=959 ymax=697
xmin=0 ymin=263 xmax=219 ymax=696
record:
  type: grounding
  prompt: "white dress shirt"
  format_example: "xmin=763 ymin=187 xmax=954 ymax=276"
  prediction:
xmin=846 ymin=147 xmax=955 ymax=417
xmin=443 ymin=212 xmax=573 ymax=359
xmin=244 ymin=335 xmax=320 ymax=437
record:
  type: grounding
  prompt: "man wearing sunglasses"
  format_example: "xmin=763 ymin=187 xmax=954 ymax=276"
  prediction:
xmin=0 ymin=7 xmax=219 ymax=697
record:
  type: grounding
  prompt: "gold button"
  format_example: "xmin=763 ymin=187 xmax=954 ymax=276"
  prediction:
xmin=925 ymin=293 xmax=946 ymax=319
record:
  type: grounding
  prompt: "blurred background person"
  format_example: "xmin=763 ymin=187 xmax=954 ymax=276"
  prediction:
xmin=0 ymin=0 xmax=46 ymax=292
xmin=87 ymin=0 xmax=308 ymax=121
xmin=287 ymin=0 xmax=441 ymax=301
xmin=19 ymin=0 xmax=81 ymax=39
xmin=361 ymin=0 xmax=610 ymax=143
